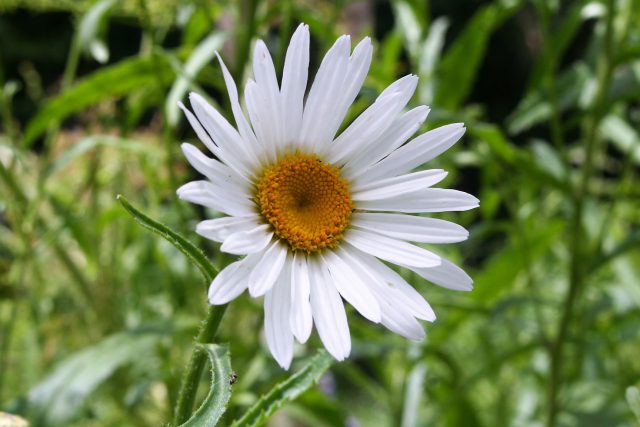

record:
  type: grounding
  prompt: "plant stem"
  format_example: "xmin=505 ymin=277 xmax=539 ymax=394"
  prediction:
xmin=545 ymin=2 xmax=615 ymax=425
xmin=172 ymin=304 xmax=228 ymax=425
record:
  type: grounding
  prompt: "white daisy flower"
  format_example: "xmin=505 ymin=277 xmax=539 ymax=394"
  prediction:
xmin=177 ymin=24 xmax=479 ymax=369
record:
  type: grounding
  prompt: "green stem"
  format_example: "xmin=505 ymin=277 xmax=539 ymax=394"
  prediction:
xmin=172 ymin=304 xmax=228 ymax=425
xmin=546 ymin=2 xmax=615 ymax=425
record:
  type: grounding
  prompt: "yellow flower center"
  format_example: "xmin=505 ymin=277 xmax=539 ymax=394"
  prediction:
xmin=255 ymin=153 xmax=353 ymax=253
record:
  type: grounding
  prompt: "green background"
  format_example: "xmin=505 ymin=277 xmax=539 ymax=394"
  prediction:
xmin=0 ymin=0 xmax=639 ymax=425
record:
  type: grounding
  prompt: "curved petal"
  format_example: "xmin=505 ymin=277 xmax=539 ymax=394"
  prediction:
xmin=253 ymin=40 xmax=285 ymax=153
xmin=350 ymin=212 xmax=468 ymax=244
xmin=299 ymin=35 xmax=351 ymax=152
xmin=180 ymin=143 xmax=249 ymax=194
xmin=215 ymin=53 xmax=261 ymax=166
xmin=344 ymin=228 xmax=440 ymax=268
xmin=208 ymin=253 xmax=261 ymax=304
xmin=281 ymin=24 xmax=310 ymax=147
xmin=290 ymin=252 xmax=313 ymax=343
xmin=327 ymin=75 xmax=418 ymax=165
xmin=220 ymin=224 xmax=273 ymax=255
xmin=322 ymin=250 xmax=381 ymax=323
xmin=401 ymin=257 xmax=474 ymax=291
xmin=264 ymin=257 xmax=294 ymax=369
xmin=248 ymin=240 xmax=288 ymax=297
xmin=355 ymin=188 xmax=479 ymax=213
xmin=351 ymin=170 xmax=448 ymax=200
xmin=354 ymin=123 xmax=466 ymax=182
xmin=343 ymin=106 xmax=430 ymax=177
xmin=176 ymin=180 xmax=254 ymax=216
xmin=309 ymin=258 xmax=351 ymax=361
xmin=189 ymin=93 xmax=255 ymax=177
xmin=343 ymin=246 xmax=436 ymax=321
xmin=196 ymin=215 xmax=262 ymax=243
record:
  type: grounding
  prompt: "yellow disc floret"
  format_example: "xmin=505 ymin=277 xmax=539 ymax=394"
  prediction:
xmin=255 ymin=153 xmax=353 ymax=253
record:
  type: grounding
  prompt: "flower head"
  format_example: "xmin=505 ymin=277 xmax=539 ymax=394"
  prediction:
xmin=178 ymin=24 xmax=479 ymax=369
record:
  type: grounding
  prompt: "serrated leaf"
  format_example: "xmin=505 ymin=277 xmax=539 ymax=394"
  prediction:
xmin=24 ymin=56 xmax=173 ymax=146
xmin=116 ymin=195 xmax=217 ymax=282
xmin=232 ymin=350 xmax=333 ymax=427
xmin=179 ymin=344 xmax=232 ymax=427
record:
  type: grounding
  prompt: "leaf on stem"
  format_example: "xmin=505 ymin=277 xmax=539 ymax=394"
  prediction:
xmin=116 ymin=195 xmax=217 ymax=282
xmin=232 ymin=350 xmax=333 ymax=427
xmin=178 ymin=344 xmax=233 ymax=427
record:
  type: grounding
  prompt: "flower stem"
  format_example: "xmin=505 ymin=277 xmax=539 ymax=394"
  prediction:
xmin=545 ymin=1 xmax=615 ymax=425
xmin=172 ymin=304 xmax=228 ymax=426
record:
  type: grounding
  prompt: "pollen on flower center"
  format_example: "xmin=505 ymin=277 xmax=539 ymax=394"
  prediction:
xmin=255 ymin=153 xmax=353 ymax=253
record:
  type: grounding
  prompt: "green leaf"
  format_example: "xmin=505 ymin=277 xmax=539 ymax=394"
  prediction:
xmin=232 ymin=350 xmax=333 ymax=427
xmin=434 ymin=2 xmax=521 ymax=110
xmin=27 ymin=329 xmax=167 ymax=426
xmin=78 ymin=0 xmax=115 ymax=63
xmin=166 ymin=32 xmax=227 ymax=126
xmin=23 ymin=56 xmax=173 ymax=146
xmin=116 ymin=195 xmax=217 ymax=282
xmin=179 ymin=344 xmax=233 ymax=427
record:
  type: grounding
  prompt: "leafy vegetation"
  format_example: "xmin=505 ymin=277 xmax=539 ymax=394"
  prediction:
xmin=0 ymin=0 xmax=639 ymax=426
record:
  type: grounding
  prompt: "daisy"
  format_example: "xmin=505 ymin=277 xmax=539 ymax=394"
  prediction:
xmin=177 ymin=24 xmax=479 ymax=369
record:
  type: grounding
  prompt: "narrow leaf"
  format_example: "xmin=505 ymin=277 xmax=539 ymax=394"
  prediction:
xmin=166 ymin=32 xmax=227 ymax=126
xmin=179 ymin=344 xmax=233 ymax=427
xmin=232 ymin=350 xmax=333 ymax=427
xmin=116 ymin=195 xmax=216 ymax=282
xmin=24 ymin=56 xmax=173 ymax=146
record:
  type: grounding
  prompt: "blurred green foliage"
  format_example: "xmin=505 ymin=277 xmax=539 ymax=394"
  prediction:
xmin=0 ymin=0 xmax=639 ymax=426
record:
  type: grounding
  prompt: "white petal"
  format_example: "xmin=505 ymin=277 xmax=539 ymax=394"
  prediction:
xmin=344 ymin=246 xmax=436 ymax=321
xmin=215 ymin=53 xmax=261 ymax=164
xmin=344 ymin=228 xmax=440 ymax=268
xmin=244 ymin=79 xmax=275 ymax=163
xmin=176 ymin=180 xmax=254 ymax=216
xmin=189 ymin=93 xmax=255 ymax=177
xmin=329 ymin=75 xmax=419 ymax=166
xmin=264 ymin=259 xmax=294 ymax=369
xmin=253 ymin=40 xmax=285 ymax=152
xmin=178 ymin=102 xmax=218 ymax=155
xmin=344 ymin=106 xmax=430 ymax=176
xmin=338 ymin=246 xmax=428 ymax=339
xmin=380 ymin=307 xmax=425 ymax=340
xmin=289 ymin=252 xmax=313 ymax=343
xmin=299 ymin=35 xmax=351 ymax=152
xmin=321 ymin=36 xmax=374 ymax=153
xmin=309 ymin=258 xmax=351 ymax=361
xmin=356 ymin=188 xmax=479 ymax=213
xmin=180 ymin=143 xmax=249 ymax=193
xmin=281 ymin=24 xmax=309 ymax=146
xmin=352 ymin=170 xmax=448 ymax=200
xmin=208 ymin=253 xmax=260 ymax=304
xmin=248 ymin=240 xmax=288 ymax=297
xmin=326 ymin=92 xmax=407 ymax=166
xmin=350 ymin=212 xmax=468 ymax=244
xmin=220 ymin=224 xmax=273 ymax=255
xmin=196 ymin=215 xmax=261 ymax=243
xmin=322 ymin=250 xmax=381 ymax=323
xmin=402 ymin=257 xmax=473 ymax=291
xmin=355 ymin=123 xmax=465 ymax=182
